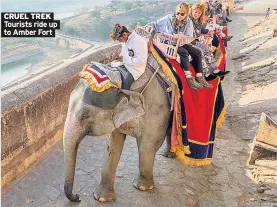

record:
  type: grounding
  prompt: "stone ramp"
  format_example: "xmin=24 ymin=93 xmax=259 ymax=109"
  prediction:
xmin=1 ymin=134 xmax=264 ymax=207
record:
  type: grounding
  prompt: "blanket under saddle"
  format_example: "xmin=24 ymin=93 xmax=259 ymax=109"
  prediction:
xmin=149 ymin=44 xmax=226 ymax=166
xmin=79 ymin=62 xmax=122 ymax=92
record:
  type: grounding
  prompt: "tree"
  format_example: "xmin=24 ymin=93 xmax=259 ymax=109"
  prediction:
xmin=65 ymin=27 xmax=79 ymax=36
xmin=93 ymin=19 xmax=112 ymax=40
xmin=91 ymin=9 xmax=101 ymax=18
xmin=79 ymin=7 xmax=89 ymax=14
xmin=129 ymin=21 xmax=138 ymax=30
xmin=121 ymin=2 xmax=133 ymax=11
xmin=110 ymin=0 xmax=120 ymax=14
xmin=134 ymin=0 xmax=143 ymax=8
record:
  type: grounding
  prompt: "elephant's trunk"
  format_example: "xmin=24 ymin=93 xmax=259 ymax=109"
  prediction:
xmin=63 ymin=112 xmax=89 ymax=202
xmin=63 ymin=137 xmax=81 ymax=202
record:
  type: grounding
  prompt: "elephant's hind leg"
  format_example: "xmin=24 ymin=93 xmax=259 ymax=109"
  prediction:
xmin=133 ymin=140 xmax=156 ymax=191
xmin=133 ymin=122 xmax=168 ymax=191
xmin=93 ymin=130 xmax=126 ymax=202
xmin=161 ymin=113 xmax=175 ymax=158
xmin=161 ymin=133 xmax=176 ymax=158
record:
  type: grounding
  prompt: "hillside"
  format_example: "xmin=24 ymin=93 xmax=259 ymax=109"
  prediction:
xmin=60 ymin=1 xmax=178 ymax=41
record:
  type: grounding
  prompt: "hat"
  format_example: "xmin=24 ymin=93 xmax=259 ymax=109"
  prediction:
xmin=110 ymin=23 xmax=123 ymax=40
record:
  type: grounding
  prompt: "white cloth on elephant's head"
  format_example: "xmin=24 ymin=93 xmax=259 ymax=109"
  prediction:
xmin=121 ymin=31 xmax=148 ymax=80
xmin=91 ymin=61 xmax=122 ymax=88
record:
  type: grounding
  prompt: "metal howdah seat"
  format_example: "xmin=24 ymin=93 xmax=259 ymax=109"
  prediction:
xmin=135 ymin=25 xmax=213 ymax=61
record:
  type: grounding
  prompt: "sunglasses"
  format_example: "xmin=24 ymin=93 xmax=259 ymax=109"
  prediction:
xmin=176 ymin=12 xmax=186 ymax=16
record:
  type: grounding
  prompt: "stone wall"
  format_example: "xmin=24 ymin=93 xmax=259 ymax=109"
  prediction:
xmin=1 ymin=43 xmax=121 ymax=188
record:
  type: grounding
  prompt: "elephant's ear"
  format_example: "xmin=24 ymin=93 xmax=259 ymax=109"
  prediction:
xmin=113 ymin=90 xmax=145 ymax=128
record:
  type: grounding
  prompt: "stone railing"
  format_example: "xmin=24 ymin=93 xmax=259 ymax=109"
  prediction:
xmin=1 ymin=43 xmax=121 ymax=188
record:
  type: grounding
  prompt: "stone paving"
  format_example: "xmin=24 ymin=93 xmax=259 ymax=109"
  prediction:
xmin=1 ymin=130 xmax=268 ymax=207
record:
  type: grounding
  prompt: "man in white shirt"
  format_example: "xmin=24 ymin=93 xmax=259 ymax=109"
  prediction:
xmin=110 ymin=24 xmax=148 ymax=89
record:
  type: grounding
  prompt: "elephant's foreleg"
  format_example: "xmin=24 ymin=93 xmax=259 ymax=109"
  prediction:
xmin=93 ymin=130 xmax=126 ymax=202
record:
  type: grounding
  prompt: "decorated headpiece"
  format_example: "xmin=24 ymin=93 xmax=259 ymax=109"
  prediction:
xmin=110 ymin=23 xmax=123 ymax=40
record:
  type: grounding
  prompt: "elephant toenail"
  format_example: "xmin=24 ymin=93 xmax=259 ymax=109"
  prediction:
xmin=99 ymin=197 xmax=105 ymax=202
xmin=139 ymin=186 xmax=146 ymax=190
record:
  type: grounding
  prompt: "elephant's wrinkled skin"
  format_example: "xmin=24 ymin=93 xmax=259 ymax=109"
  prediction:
xmin=63 ymin=55 xmax=171 ymax=202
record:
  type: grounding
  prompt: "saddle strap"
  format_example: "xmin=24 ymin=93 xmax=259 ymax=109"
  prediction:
xmin=146 ymin=63 xmax=172 ymax=106
xmin=141 ymin=65 xmax=161 ymax=94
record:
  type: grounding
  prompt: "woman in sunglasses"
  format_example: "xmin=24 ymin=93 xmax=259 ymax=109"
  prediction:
xmin=146 ymin=2 xmax=212 ymax=90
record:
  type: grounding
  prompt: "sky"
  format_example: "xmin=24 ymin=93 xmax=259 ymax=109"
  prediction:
xmin=1 ymin=0 xmax=113 ymax=13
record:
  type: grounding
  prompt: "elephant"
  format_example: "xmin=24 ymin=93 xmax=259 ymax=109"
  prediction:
xmin=63 ymin=54 xmax=173 ymax=203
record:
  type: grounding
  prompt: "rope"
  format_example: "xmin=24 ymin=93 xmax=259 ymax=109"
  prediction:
xmin=141 ymin=65 xmax=161 ymax=94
